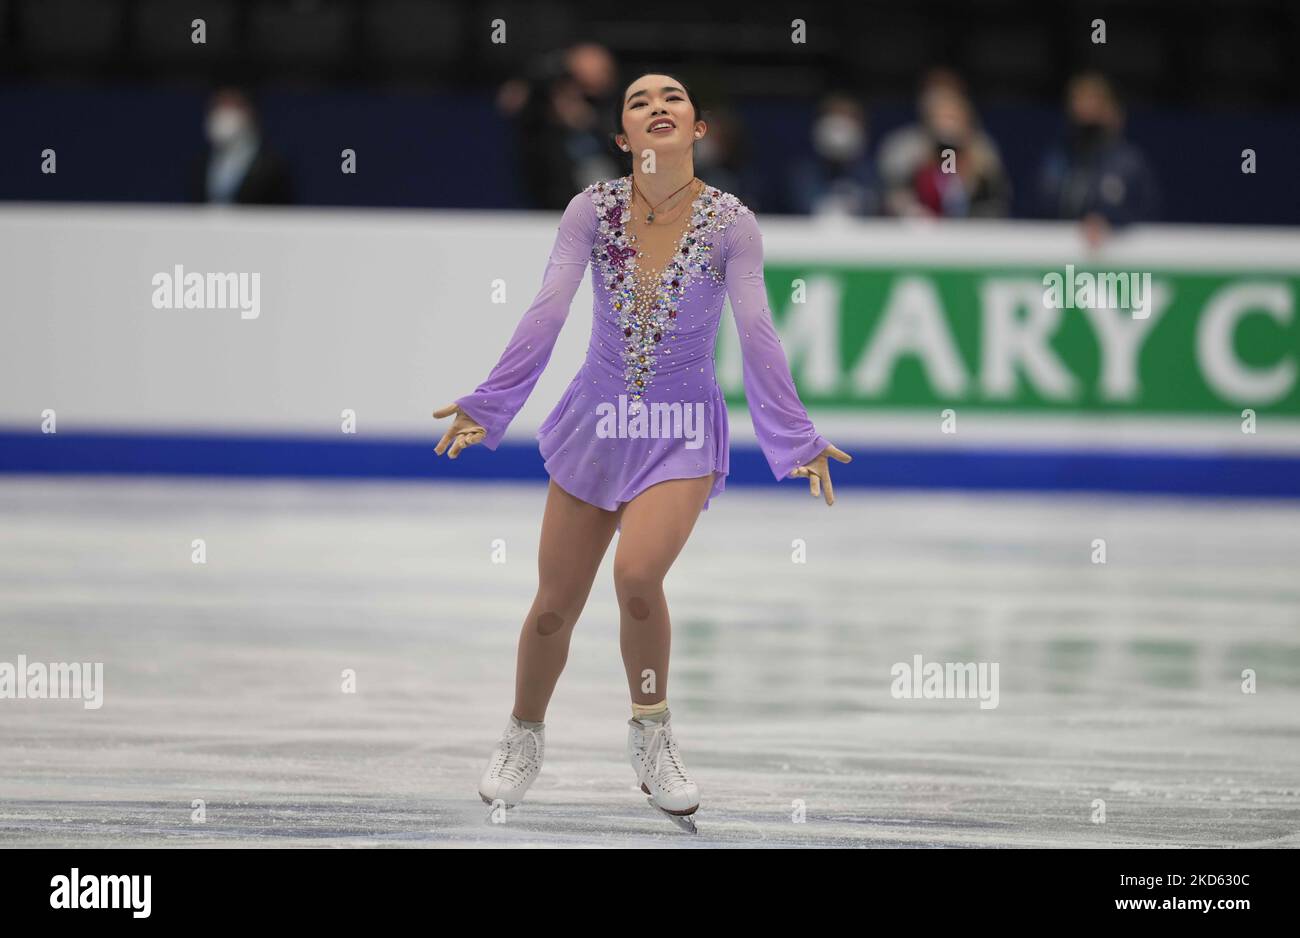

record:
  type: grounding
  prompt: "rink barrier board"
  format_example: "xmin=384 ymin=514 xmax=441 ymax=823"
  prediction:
xmin=1 ymin=429 xmax=1297 ymax=497
xmin=4 ymin=208 xmax=1300 ymax=447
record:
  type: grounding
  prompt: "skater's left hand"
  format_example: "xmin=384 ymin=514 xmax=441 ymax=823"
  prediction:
xmin=789 ymin=444 xmax=851 ymax=506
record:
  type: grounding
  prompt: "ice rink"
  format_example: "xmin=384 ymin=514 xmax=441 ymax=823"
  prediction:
xmin=1 ymin=475 xmax=1297 ymax=848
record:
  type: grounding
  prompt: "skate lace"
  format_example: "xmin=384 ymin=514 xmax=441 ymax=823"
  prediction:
xmin=490 ymin=724 xmax=541 ymax=786
xmin=639 ymin=722 xmax=691 ymax=794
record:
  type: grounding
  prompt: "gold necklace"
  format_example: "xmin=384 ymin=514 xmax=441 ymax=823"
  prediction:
xmin=631 ymin=175 xmax=697 ymax=223
xmin=631 ymin=189 xmax=695 ymax=235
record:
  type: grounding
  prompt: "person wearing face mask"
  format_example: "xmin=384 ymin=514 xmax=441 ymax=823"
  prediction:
xmin=788 ymin=93 xmax=883 ymax=217
xmin=1036 ymin=72 xmax=1158 ymax=241
xmin=193 ymin=87 xmax=293 ymax=205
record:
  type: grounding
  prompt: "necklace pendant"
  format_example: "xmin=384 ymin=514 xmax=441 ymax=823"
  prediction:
xmin=646 ymin=210 xmax=655 ymax=223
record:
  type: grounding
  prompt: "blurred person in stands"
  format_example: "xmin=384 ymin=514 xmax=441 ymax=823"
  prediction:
xmin=1037 ymin=72 xmax=1158 ymax=246
xmin=498 ymin=42 xmax=620 ymax=209
xmin=691 ymin=106 xmax=754 ymax=205
xmin=788 ymin=92 xmax=882 ymax=217
xmin=193 ymin=87 xmax=293 ymax=205
xmin=877 ymin=68 xmax=1009 ymax=218
xmin=876 ymin=68 xmax=963 ymax=206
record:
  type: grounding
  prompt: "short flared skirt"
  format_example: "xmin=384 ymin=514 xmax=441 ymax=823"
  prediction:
xmin=535 ymin=372 xmax=731 ymax=521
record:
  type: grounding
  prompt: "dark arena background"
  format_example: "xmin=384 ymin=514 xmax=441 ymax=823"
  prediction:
xmin=0 ymin=0 xmax=1296 ymax=905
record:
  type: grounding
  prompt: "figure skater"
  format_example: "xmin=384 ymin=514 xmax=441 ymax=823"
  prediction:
xmin=434 ymin=71 xmax=850 ymax=830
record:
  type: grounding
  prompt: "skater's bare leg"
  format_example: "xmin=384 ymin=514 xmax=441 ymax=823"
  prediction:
xmin=512 ymin=479 xmax=621 ymax=722
xmin=613 ymin=474 xmax=714 ymax=706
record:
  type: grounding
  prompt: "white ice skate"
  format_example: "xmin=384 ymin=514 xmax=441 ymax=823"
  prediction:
xmin=627 ymin=710 xmax=699 ymax=833
xmin=478 ymin=715 xmax=545 ymax=810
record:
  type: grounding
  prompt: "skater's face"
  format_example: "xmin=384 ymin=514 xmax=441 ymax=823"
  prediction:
xmin=616 ymin=74 xmax=705 ymax=159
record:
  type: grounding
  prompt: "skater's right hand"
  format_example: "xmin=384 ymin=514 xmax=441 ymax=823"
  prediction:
xmin=433 ymin=403 xmax=488 ymax=459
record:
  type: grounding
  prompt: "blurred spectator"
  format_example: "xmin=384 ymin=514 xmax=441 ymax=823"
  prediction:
xmin=1037 ymin=72 xmax=1158 ymax=240
xmin=876 ymin=68 xmax=963 ymax=200
xmin=692 ymin=106 xmax=754 ymax=206
xmin=877 ymin=68 xmax=1010 ymax=218
xmin=788 ymin=92 xmax=882 ymax=217
xmin=193 ymin=88 xmax=293 ymax=205
xmin=498 ymin=42 xmax=620 ymax=209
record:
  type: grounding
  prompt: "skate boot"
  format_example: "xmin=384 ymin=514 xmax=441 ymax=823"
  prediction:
xmin=478 ymin=715 xmax=545 ymax=808
xmin=628 ymin=709 xmax=699 ymax=832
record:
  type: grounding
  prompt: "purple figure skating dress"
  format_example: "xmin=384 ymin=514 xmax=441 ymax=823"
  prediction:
xmin=455 ymin=176 xmax=829 ymax=515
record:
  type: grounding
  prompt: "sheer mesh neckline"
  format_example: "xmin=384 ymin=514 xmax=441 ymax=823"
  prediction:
xmin=624 ymin=175 xmax=708 ymax=290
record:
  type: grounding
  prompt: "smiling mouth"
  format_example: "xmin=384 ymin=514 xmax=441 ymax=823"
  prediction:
xmin=647 ymin=119 xmax=676 ymax=134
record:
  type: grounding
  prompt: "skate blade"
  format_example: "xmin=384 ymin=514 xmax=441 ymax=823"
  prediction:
xmin=480 ymin=792 xmax=517 ymax=817
xmin=646 ymin=797 xmax=698 ymax=833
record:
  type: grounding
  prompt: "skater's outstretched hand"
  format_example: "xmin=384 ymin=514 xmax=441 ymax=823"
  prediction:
xmin=789 ymin=444 xmax=852 ymax=506
xmin=432 ymin=403 xmax=488 ymax=459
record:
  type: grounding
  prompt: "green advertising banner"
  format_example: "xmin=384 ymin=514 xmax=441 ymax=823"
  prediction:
xmin=719 ymin=265 xmax=1300 ymax=417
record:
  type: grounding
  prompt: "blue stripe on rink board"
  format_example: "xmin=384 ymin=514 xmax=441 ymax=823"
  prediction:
xmin=1 ymin=429 xmax=1298 ymax=497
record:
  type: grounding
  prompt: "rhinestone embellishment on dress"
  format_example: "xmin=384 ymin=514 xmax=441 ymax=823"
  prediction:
xmin=588 ymin=176 xmax=745 ymax=412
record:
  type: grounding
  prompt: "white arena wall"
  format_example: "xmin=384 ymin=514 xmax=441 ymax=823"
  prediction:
xmin=2 ymin=204 xmax=1298 ymax=494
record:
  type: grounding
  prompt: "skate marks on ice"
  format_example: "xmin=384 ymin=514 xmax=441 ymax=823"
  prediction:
xmin=0 ymin=477 xmax=1298 ymax=847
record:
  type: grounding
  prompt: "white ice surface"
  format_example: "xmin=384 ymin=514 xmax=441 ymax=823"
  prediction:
xmin=1 ymin=476 xmax=1297 ymax=848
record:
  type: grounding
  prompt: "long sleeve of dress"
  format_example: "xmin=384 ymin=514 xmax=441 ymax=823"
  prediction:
xmin=454 ymin=190 xmax=598 ymax=450
xmin=724 ymin=208 xmax=830 ymax=480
